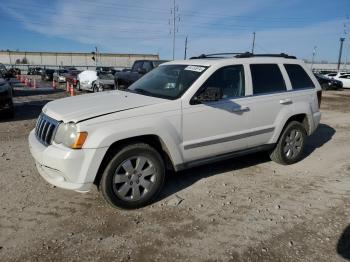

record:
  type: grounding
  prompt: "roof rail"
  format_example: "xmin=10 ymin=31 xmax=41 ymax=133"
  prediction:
xmin=235 ymin=52 xmax=296 ymax=59
xmin=189 ymin=53 xmax=245 ymax=59
xmin=189 ymin=52 xmax=297 ymax=60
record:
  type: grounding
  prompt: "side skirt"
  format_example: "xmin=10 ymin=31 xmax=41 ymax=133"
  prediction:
xmin=175 ymin=144 xmax=275 ymax=171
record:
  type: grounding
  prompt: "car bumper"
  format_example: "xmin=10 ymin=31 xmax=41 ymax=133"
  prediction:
xmin=28 ymin=130 xmax=108 ymax=192
xmin=311 ymin=111 xmax=321 ymax=134
xmin=80 ymin=82 xmax=92 ymax=89
xmin=0 ymin=92 xmax=13 ymax=111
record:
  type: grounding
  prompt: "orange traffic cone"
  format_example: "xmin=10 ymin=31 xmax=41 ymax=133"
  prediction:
xmin=70 ymin=84 xmax=75 ymax=96
xmin=52 ymin=79 xmax=56 ymax=89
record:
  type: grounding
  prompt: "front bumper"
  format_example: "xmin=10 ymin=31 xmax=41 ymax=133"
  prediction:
xmin=0 ymin=92 xmax=13 ymax=111
xmin=28 ymin=130 xmax=108 ymax=192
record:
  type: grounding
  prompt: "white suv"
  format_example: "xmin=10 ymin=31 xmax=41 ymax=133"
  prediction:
xmin=29 ymin=53 xmax=322 ymax=209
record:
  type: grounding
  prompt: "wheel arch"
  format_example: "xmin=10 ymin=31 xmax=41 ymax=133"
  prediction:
xmin=93 ymin=134 xmax=175 ymax=187
xmin=271 ymin=113 xmax=311 ymax=144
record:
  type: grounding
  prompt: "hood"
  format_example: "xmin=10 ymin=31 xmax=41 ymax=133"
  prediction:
xmin=43 ymin=90 xmax=167 ymax=123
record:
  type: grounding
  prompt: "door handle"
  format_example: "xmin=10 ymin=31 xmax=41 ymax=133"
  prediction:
xmin=279 ymin=99 xmax=292 ymax=105
xmin=232 ymin=106 xmax=250 ymax=112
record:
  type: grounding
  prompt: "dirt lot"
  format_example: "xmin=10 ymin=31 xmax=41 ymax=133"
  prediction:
xmin=1 ymin=84 xmax=350 ymax=262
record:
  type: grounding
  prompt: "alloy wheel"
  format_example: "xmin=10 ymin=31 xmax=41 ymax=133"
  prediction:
xmin=112 ymin=156 xmax=156 ymax=201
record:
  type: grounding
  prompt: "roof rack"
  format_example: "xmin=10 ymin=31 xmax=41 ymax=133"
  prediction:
xmin=235 ymin=52 xmax=296 ymax=59
xmin=189 ymin=52 xmax=296 ymax=60
xmin=189 ymin=53 xmax=245 ymax=59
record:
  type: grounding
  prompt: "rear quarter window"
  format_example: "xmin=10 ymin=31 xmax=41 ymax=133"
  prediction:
xmin=250 ymin=64 xmax=286 ymax=95
xmin=284 ymin=64 xmax=315 ymax=89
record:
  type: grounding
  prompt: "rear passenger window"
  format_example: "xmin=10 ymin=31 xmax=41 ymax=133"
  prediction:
xmin=284 ymin=64 xmax=315 ymax=89
xmin=250 ymin=64 xmax=286 ymax=94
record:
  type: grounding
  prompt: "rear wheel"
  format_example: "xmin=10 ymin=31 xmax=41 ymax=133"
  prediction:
xmin=270 ymin=121 xmax=306 ymax=165
xmin=100 ymin=143 xmax=165 ymax=209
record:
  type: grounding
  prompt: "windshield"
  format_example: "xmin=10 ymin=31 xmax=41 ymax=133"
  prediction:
xmin=128 ymin=64 xmax=208 ymax=100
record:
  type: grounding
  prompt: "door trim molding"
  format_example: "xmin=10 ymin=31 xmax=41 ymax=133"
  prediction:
xmin=184 ymin=127 xmax=274 ymax=150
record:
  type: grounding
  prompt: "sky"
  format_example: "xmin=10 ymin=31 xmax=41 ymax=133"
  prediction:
xmin=0 ymin=0 xmax=349 ymax=62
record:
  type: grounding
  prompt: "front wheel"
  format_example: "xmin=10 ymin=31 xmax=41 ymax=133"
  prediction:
xmin=270 ymin=121 xmax=307 ymax=165
xmin=100 ymin=143 xmax=165 ymax=209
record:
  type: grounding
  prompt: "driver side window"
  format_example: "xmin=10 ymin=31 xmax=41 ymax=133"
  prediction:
xmin=202 ymin=65 xmax=245 ymax=99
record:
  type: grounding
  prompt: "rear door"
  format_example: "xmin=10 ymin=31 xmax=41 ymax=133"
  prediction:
xmin=241 ymin=63 xmax=292 ymax=148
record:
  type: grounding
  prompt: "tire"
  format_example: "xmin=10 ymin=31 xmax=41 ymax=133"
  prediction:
xmin=100 ymin=143 xmax=165 ymax=209
xmin=92 ymin=85 xmax=97 ymax=93
xmin=270 ymin=121 xmax=307 ymax=165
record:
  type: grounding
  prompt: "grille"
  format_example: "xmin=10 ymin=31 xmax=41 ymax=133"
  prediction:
xmin=35 ymin=113 xmax=59 ymax=146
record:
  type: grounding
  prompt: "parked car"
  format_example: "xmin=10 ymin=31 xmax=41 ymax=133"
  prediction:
xmin=0 ymin=75 xmax=14 ymax=118
xmin=92 ymin=73 xmax=115 ymax=92
xmin=314 ymin=73 xmax=342 ymax=90
xmin=29 ymin=53 xmax=322 ymax=209
xmin=78 ymin=71 xmax=115 ymax=92
xmin=8 ymin=67 xmax=21 ymax=76
xmin=66 ymin=70 xmax=82 ymax=88
xmin=324 ymin=72 xmax=347 ymax=78
xmin=28 ymin=67 xmax=43 ymax=75
xmin=77 ymin=70 xmax=97 ymax=90
xmin=41 ymin=69 xmax=55 ymax=81
xmin=53 ymin=69 xmax=68 ymax=83
xmin=114 ymin=60 xmax=168 ymax=89
xmin=335 ymin=74 xmax=350 ymax=88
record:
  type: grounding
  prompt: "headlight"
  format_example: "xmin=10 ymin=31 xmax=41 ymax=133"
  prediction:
xmin=54 ymin=122 xmax=88 ymax=149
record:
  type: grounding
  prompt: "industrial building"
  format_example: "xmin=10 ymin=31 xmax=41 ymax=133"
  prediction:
xmin=0 ymin=50 xmax=159 ymax=69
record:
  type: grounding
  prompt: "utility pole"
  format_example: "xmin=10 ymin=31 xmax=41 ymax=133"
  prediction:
xmin=311 ymin=46 xmax=317 ymax=70
xmin=170 ymin=0 xmax=180 ymax=60
xmin=251 ymin=32 xmax=256 ymax=54
xmin=337 ymin=38 xmax=345 ymax=71
xmin=95 ymin=46 xmax=98 ymax=67
xmin=184 ymin=36 xmax=188 ymax=59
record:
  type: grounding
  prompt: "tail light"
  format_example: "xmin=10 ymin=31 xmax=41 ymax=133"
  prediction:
xmin=317 ymin=90 xmax=322 ymax=108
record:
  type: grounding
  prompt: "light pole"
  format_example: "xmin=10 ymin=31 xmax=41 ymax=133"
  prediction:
xmin=251 ymin=32 xmax=256 ymax=54
xmin=311 ymin=46 xmax=317 ymax=70
xmin=337 ymin=38 xmax=345 ymax=71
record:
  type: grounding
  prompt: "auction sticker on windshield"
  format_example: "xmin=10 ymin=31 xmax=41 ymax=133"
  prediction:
xmin=185 ymin=65 xmax=206 ymax=72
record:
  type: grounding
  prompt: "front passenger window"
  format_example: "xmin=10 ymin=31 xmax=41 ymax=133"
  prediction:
xmin=201 ymin=65 xmax=245 ymax=99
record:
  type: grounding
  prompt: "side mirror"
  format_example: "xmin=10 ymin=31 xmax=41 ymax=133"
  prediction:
xmin=194 ymin=87 xmax=223 ymax=103
xmin=138 ymin=68 xmax=147 ymax=75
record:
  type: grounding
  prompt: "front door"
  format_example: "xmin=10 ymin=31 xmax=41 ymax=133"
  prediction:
xmin=182 ymin=65 xmax=252 ymax=162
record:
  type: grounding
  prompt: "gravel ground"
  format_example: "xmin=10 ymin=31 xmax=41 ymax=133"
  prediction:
xmin=1 ymin=83 xmax=350 ymax=262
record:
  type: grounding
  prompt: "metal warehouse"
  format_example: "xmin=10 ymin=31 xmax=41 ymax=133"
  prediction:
xmin=0 ymin=50 xmax=159 ymax=68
